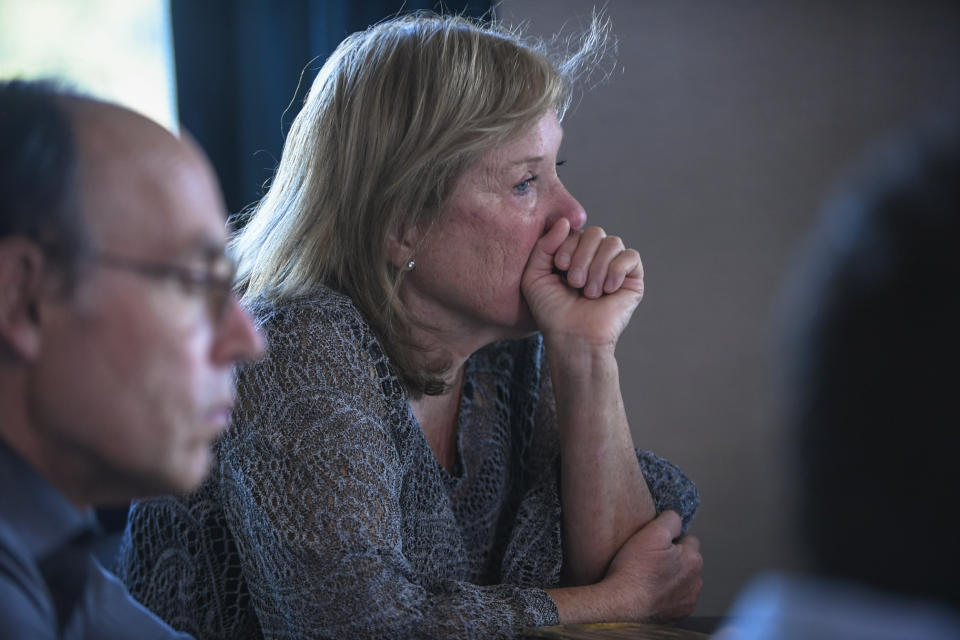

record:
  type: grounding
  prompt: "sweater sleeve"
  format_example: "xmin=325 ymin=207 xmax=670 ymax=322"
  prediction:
xmin=635 ymin=449 xmax=700 ymax=532
xmin=218 ymin=297 xmax=558 ymax=639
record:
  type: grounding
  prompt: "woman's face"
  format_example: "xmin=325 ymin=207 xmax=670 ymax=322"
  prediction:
xmin=402 ymin=111 xmax=587 ymax=346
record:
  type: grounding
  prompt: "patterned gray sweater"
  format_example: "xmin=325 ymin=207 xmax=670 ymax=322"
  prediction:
xmin=117 ymin=286 xmax=698 ymax=640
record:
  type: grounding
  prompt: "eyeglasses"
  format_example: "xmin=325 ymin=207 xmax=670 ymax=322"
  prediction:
xmin=86 ymin=251 xmax=237 ymax=321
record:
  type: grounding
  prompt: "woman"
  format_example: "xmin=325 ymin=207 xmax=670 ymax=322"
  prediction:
xmin=118 ymin=12 xmax=702 ymax=639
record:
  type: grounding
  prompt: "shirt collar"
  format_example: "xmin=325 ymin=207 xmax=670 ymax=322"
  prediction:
xmin=0 ymin=438 xmax=99 ymax=561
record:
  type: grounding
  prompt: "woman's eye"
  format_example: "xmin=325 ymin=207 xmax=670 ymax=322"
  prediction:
xmin=514 ymin=175 xmax=537 ymax=194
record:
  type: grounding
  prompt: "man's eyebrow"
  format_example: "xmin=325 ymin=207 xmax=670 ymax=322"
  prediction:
xmin=173 ymin=238 xmax=228 ymax=261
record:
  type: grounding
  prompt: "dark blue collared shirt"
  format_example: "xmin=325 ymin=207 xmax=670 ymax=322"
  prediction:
xmin=0 ymin=439 xmax=193 ymax=640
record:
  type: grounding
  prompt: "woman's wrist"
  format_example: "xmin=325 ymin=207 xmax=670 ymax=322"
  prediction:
xmin=543 ymin=338 xmax=618 ymax=379
xmin=548 ymin=580 xmax=623 ymax=625
xmin=549 ymin=571 xmax=657 ymax=625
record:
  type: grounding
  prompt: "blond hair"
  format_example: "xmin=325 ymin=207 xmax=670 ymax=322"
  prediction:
xmin=231 ymin=11 xmax=611 ymax=396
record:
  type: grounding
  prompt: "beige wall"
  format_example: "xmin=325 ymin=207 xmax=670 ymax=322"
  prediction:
xmin=498 ymin=0 xmax=960 ymax=616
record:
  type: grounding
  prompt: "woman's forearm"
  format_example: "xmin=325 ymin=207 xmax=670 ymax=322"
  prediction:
xmin=546 ymin=340 xmax=655 ymax=585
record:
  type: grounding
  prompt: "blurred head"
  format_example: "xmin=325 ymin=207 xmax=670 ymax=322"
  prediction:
xmin=232 ymin=11 xmax=610 ymax=395
xmin=0 ymin=80 xmax=264 ymax=505
xmin=778 ymin=112 xmax=960 ymax=608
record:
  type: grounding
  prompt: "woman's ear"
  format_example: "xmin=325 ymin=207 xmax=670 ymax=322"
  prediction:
xmin=386 ymin=225 xmax=419 ymax=271
xmin=0 ymin=238 xmax=47 ymax=361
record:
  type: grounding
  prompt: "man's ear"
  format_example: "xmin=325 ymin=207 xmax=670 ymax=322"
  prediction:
xmin=0 ymin=238 xmax=47 ymax=361
xmin=386 ymin=225 xmax=419 ymax=271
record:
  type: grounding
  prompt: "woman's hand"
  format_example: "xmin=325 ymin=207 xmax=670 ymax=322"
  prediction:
xmin=603 ymin=510 xmax=703 ymax=621
xmin=522 ymin=217 xmax=643 ymax=349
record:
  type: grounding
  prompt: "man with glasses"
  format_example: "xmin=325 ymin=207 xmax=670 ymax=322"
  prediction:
xmin=0 ymin=80 xmax=264 ymax=638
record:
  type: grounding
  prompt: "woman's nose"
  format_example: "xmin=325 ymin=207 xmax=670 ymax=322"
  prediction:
xmin=554 ymin=183 xmax=587 ymax=230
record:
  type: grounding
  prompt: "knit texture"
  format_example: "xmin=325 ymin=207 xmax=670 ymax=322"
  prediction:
xmin=117 ymin=286 xmax=699 ymax=640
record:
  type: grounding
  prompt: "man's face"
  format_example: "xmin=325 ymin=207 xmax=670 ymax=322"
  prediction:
xmin=29 ymin=108 xmax=263 ymax=502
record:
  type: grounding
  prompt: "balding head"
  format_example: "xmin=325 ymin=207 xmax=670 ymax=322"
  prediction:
xmin=1 ymin=82 xmax=224 ymax=287
xmin=59 ymin=97 xmax=227 ymax=276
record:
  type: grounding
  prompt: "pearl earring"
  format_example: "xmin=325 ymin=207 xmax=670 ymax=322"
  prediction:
xmin=407 ymin=260 xmax=416 ymax=270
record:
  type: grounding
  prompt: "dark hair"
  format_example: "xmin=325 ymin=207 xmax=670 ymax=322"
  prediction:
xmin=0 ymin=79 xmax=85 ymax=268
xmin=778 ymin=111 xmax=960 ymax=608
